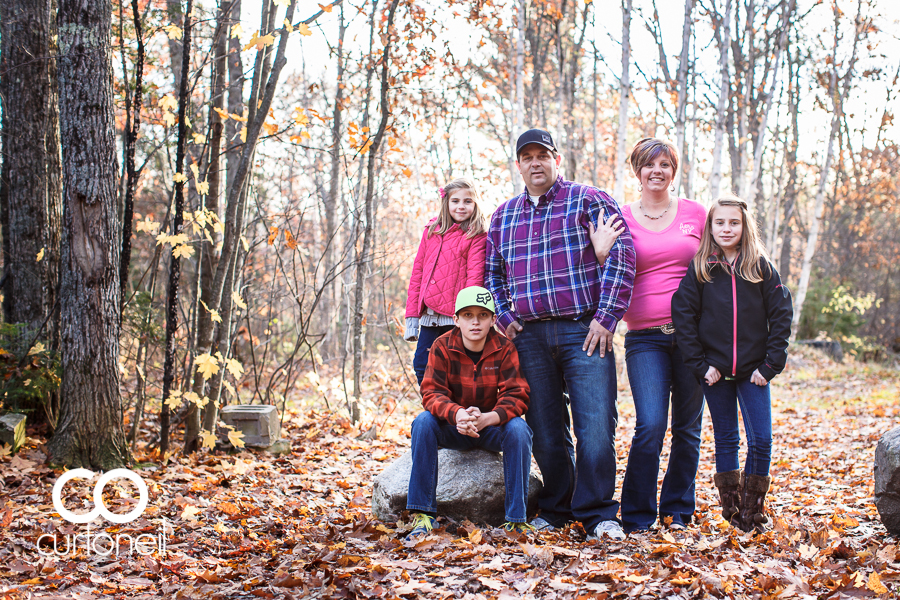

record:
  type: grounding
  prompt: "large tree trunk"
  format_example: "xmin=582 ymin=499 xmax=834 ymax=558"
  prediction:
xmin=673 ymin=0 xmax=694 ymax=196
xmin=612 ymin=0 xmax=631 ymax=202
xmin=0 ymin=0 xmax=63 ymax=334
xmin=49 ymin=0 xmax=129 ymax=469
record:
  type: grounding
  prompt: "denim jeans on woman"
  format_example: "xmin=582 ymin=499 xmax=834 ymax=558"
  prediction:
xmin=702 ymin=377 xmax=772 ymax=476
xmin=620 ymin=329 xmax=704 ymax=532
xmin=406 ymin=411 xmax=533 ymax=523
xmin=512 ymin=315 xmax=619 ymax=532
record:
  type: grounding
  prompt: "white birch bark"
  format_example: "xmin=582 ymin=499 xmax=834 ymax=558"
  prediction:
xmin=673 ymin=0 xmax=695 ymax=196
xmin=709 ymin=0 xmax=732 ymax=202
xmin=613 ymin=0 xmax=632 ymax=203
xmin=792 ymin=0 xmax=864 ymax=341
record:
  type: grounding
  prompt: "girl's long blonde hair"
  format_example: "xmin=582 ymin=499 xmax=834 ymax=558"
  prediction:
xmin=694 ymin=195 xmax=771 ymax=283
xmin=427 ymin=177 xmax=488 ymax=239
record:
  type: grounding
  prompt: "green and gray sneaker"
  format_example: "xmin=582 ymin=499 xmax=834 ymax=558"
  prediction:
xmin=406 ymin=513 xmax=437 ymax=540
xmin=503 ymin=522 xmax=536 ymax=534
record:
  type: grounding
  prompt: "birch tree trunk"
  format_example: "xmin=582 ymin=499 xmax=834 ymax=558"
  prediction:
xmin=0 ymin=0 xmax=63 ymax=334
xmin=49 ymin=0 xmax=129 ymax=469
xmin=792 ymin=0 xmax=864 ymax=341
xmin=673 ymin=0 xmax=694 ymax=196
xmin=613 ymin=0 xmax=631 ymax=203
xmin=708 ymin=0 xmax=732 ymax=202
xmin=509 ymin=0 xmax=525 ymax=195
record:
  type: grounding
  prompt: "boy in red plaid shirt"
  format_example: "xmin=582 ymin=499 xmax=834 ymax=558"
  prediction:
xmin=406 ymin=286 xmax=533 ymax=538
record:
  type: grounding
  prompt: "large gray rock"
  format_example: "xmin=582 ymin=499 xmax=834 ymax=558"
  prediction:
xmin=372 ymin=449 xmax=543 ymax=526
xmin=220 ymin=405 xmax=280 ymax=447
xmin=0 ymin=413 xmax=26 ymax=452
xmin=876 ymin=426 xmax=900 ymax=535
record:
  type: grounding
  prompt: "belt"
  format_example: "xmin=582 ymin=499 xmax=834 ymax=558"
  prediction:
xmin=638 ymin=322 xmax=675 ymax=334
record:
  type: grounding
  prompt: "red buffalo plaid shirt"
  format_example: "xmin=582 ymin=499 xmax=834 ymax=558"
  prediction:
xmin=420 ymin=327 xmax=530 ymax=425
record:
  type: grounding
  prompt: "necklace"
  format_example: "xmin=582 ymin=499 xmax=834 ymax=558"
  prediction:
xmin=640 ymin=198 xmax=673 ymax=220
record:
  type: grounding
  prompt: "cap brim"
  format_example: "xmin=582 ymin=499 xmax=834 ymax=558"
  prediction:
xmin=516 ymin=141 xmax=556 ymax=156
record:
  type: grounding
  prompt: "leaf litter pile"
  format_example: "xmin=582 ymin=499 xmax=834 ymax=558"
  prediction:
xmin=1 ymin=348 xmax=899 ymax=599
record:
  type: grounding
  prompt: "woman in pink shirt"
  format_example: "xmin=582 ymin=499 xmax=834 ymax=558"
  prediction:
xmin=618 ymin=138 xmax=706 ymax=532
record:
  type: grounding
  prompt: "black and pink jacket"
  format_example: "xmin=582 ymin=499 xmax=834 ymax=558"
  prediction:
xmin=671 ymin=255 xmax=793 ymax=382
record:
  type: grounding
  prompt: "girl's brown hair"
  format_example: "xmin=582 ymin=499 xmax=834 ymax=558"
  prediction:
xmin=693 ymin=195 xmax=771 ymax=283
xmin=629 ymin=137 xmax=679 ymax=178
xmin=428 ymin=178 xmax=488 ymax=238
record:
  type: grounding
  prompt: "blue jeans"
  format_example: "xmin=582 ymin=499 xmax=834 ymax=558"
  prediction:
xmin=406 ymin=411 xmax=533 ymax=522
xmin=413 ymin=325 xmax=454 ymax=384
xmin=620 ymin=329 xmax=704 ymax=531
xmin=702 ymin=377 xmax=772 ymax=476
xmin=512 ymin=316 xmax=619 ymax=531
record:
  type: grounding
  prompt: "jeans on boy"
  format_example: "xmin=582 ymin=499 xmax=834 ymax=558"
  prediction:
xmin=702 ymin=378 xmax=772 ymax=476
xmin=413 ymin=325 xmax=454 ymax=384
xmin=406 ymin=411 xmax=533 ymax=522
xmin=620 ymin=329 xmax=704 ymax=531
xmin=512 ymin=316 xmax=619 ymax=531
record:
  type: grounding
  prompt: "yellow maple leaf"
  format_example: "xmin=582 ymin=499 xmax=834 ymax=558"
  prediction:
xmin=296 ymin=23 xmax=312 ymax=36
xmin=225 ymin=358 xmax=244 ymax=379
xmin=169 ymin=233 xmax=189 ymax=245
xmin=0 ymin=444 xmax=12 ymax=459
xmin=200 ymin=430 xmax=217 ymax=449
xmin=28 ymin=342 xmax=46 ymax=355
xmin=230 ymin=23 xmax=243 ymax=39
xmin=196 ymin=180 xmax=210 ymax=196
xmin=867 ymin=572 xmax=888 ymax=594
xmin=159 ymin=94 xmax=178 ymax=112
xmin=318 ymin=2 xmax=333 ymax=12
xmin=263 ymin=121 xmax=278 ymax=136
xmin=232 ymin=291 xmax=247 ymax=310
xmin=209 ymin=309 xmax=222 ymax=323
xmin=283 ymin=19 xmax=293 ymax=33
xmin=181 ymin=504 xmax=202 ymax=520
xmin=172 ymin=244 xmax=194 ymax=259
xmin=190 ymin=163 xmax=200 ymax=180
xmin=164 ymin=393 xmax=182 ymax=410
xmin=173 ymin=172 xmax=188 ymax=183
xmin=36 ymin=248 xmax=45 ymax=262
xmin=222 ymin=380 xmax=236 ymax=397
xmin=136 ymin=217 xmax=159 ymax=234
xmin=213 ymin=107 xmax=230 ymax=121
xmin=163 ymin=25 xmax=183 ymax=40
xmin=163 ymin=112 xmax=176 ymax=127
xmin=195 ymin=353 xmax=220 ymax=380
xmin=240 ymin=127 xmax=247 ymax=143
xmin=192 ymin=132 xmax=206 ymax=145
xmin=227 ymin=428 xmax=246 ymax=449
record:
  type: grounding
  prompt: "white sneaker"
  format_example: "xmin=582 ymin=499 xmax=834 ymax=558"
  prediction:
xmin=589 ymin=520 xmax=625 ymax=541
xmin=529 ymin=517 xmax=557 ymax=531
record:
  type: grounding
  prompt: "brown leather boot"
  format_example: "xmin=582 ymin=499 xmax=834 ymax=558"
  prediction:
xmin=740 ymin=474 xmax=771 ymax=533
xmin=713 ymin=470 xmax=743 ymax=528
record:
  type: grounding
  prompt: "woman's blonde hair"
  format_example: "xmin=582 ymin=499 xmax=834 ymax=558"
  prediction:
xmin=694 ymin=195 xmax=771 ymax=283
xmin=428 ymin=177 xmax=488 ymax=238
xmin=629 ymin=137 xmax=679 ymax=178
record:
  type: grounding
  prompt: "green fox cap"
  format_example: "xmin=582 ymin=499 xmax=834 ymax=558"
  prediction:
xmin=455 ymin=286 xmax=496 ymax=315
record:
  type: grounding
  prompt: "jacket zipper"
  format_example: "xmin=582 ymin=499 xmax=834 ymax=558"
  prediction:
xmin=731 ymin=262 xmax=738 ymax=376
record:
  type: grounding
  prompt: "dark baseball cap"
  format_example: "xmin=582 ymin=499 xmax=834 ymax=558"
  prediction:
xmin=516 ymin=129 xmax=556 ymax=157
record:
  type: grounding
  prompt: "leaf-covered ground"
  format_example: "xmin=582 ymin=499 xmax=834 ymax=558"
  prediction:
xmin=1 ymin=347 xmax=899 ymax=599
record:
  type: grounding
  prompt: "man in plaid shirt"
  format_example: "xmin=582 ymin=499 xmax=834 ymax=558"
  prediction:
xmin=485 ymin=129 xmax=636 ymax=541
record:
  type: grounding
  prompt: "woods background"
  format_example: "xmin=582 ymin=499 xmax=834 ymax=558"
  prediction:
xmin=1 ymin=0 xmax=898 ymax=468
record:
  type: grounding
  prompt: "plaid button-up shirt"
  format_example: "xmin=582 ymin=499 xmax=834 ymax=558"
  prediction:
xmin=485 ymin=176 xmax=636 ymax=333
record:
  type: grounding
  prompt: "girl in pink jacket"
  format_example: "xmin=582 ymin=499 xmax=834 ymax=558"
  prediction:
xmin=405 ymin=178 xmax=489 ymax=384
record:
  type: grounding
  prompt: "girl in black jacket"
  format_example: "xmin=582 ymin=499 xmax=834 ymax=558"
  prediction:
xmin=672 ymin=195 xmax=793 ymax=533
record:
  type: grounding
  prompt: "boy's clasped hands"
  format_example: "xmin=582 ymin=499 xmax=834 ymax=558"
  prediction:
xmin=456 ymin=406 xmax=500 ymax=438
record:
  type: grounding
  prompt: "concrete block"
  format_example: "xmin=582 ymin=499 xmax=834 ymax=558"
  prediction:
xmin=220 ymin=405 xmax=280 ymax=447
xmin=0 ymin=413 xmax=26 ymax=452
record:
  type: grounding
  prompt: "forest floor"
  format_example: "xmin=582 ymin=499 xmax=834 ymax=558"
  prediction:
xmin=1 ymin=346 xmax=899 ymax=599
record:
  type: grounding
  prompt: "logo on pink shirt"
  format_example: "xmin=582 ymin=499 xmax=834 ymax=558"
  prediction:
xmin=679 ymin=223 xmax=695 ymax=235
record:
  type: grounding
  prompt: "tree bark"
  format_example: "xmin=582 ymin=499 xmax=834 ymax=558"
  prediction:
xmin=673 ymin=0 xmax=694 ymax=196
xmin=49 ymin=0 xmax=129 ymax=469
xmin=613 ymin=0 xmax=632 ymax=202
xmin=351 ymin=0 xmax=400 ymax=423
xmin=0 ymin=0 xmax=63 ymax=334
xmin=792 ymin=0 xmax=864 ymax=341
xmin=708 ymin=0 xmax=732 ymax=202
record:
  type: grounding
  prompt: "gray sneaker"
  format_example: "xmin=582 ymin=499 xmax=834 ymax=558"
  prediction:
xmin=529 ymin=517 xmax=557 ymax=532
xmin=589 ymin=520 xmax=625 ymax=541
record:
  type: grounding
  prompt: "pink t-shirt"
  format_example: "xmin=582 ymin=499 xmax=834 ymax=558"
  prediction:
xmin=623 ymin=198 xmax=706 ymax=330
